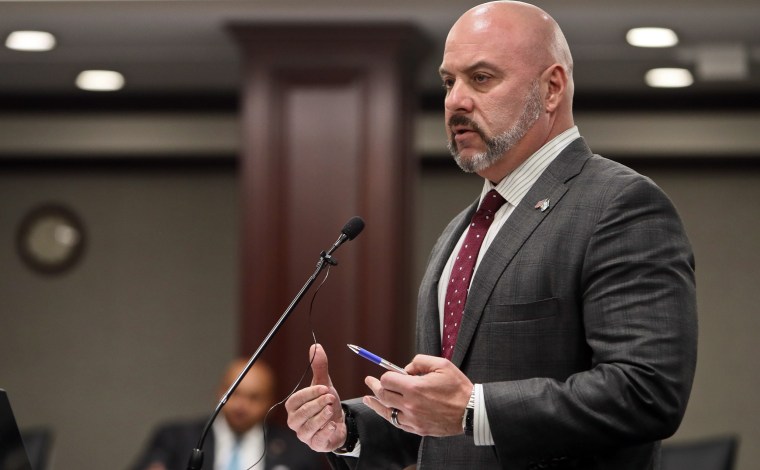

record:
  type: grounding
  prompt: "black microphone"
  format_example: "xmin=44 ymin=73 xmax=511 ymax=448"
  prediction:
xmin=342 ymin=216 xmax=365 ymax=240
xmin=186 ymin=217 xmax=364 ymax=470
xmin=325 ymin=216 xmax=365 ymax=259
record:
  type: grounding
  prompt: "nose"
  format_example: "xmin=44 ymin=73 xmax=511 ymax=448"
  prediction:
xmin=444 ymin=81 xmax=474 ymax=114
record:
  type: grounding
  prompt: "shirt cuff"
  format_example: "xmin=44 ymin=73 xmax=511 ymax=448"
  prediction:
xmin=333 ymin=440 xmax=361 ymax=458
xmin=473 ymin=384 xmax=494 ymax=446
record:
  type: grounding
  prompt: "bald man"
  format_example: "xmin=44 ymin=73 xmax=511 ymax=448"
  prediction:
xmin=285 ymin=2 xmax=697 ymax=469
xmin=132 ymin=359 xmax=324 ymax=470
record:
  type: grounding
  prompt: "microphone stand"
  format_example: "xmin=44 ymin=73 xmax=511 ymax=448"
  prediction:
xmin=186 ymin=234 xmax=350 ymax=470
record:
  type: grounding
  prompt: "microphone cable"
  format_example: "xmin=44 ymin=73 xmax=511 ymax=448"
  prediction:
xmin=244 ymin=264 xmax=332 ymax=470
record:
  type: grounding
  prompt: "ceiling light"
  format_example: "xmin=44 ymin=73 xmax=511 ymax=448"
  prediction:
xmin=645 ymin=68 xmax=694 ymax=88
xmin=626 ymin=27 xmax=679 ymax=48
xmin=75 ymin=70 xmax=125 ymax=92
xmin=5 ymin=30 xmax=56 ymax=51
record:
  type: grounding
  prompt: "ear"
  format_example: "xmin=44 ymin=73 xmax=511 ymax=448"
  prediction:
xmin=542 ymin=64 xmax=568 ymax=113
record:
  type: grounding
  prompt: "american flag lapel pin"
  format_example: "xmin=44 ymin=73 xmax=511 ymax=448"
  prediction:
xmin=534 ymin=198 xmax=550 ymax=212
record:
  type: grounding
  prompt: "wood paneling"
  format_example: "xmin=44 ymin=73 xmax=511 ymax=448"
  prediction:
xmin=232 ymin=24 xmax=428 ymax=404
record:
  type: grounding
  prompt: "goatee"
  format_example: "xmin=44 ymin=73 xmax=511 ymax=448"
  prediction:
xmin=447 ymin=79 xmax=543 ymax=174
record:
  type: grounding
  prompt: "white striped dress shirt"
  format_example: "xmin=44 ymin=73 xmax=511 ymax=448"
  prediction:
xmin=212 ymin=418 xmax=265 ymax=469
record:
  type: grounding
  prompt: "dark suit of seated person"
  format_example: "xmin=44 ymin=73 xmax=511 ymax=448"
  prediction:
xmin=132 ymin=358 xmax=325 ymax=470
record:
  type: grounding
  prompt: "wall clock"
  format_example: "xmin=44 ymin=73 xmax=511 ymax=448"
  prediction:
xmin=16 ymin=204 xmax=86 ymax=275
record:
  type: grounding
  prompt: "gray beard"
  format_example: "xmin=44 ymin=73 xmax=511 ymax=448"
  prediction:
xmin=448 ymin=80 xmax=543 ymax=174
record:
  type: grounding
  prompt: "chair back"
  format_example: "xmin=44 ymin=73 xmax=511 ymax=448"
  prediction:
xmin=661 ymin=435 xmax=738 ymax=470
xmin=20 ymin=428 xmax=53 ymax=470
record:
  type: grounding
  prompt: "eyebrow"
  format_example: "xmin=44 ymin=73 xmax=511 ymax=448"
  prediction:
xmin=439 ymin=60 xmax=501 ymax=78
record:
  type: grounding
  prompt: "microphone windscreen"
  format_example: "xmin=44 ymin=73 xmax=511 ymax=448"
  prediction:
xmin=341 ymin=216 xmax=365 ymax=240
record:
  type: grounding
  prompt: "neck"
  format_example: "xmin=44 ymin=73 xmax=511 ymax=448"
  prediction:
xmin=478 ymin=114 xmax=575 ymax=184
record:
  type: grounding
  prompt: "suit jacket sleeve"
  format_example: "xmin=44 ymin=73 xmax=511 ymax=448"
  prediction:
xmin=484 ymin=167 xmax=698 ymax=460
xmin=326 ymin=398 xmax=421 ymax=470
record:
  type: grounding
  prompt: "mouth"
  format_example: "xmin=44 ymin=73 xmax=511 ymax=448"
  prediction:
xmin=448 ymin=115 xmax=484 ymax=147
xmin=451 ymin=126 xmax=482 ymax=146
xmin=452 ymin=125 xmax=474 ymax=135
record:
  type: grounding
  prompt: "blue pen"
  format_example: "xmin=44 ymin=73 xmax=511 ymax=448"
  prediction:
xmin=347 ymin=344 xmax=409 ymax=375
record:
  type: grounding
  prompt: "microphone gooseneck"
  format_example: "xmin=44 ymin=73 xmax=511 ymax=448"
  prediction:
xmin=186 ymin=217 xmax=364 ymax=470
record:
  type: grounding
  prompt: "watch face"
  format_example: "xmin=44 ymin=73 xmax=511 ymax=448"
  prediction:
xmin=16 ymin=204 xmax=86 ymax=275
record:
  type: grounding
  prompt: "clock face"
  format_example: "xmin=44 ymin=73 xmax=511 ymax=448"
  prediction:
xmin=17 ymin=204 xmax=86 ymax=275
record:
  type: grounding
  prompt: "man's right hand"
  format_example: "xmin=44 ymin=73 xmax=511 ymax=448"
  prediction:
xmin=285 ymin=343 xmax=347 ymax=452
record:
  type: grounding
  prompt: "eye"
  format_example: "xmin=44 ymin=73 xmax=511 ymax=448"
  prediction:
xmin=473 ymin=73 xmax=490 ymax=84
xmin=441 ymin=77 xmax=455 ymax=90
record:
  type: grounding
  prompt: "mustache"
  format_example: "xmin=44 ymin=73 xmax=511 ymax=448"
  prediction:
xmin=448 ymin=115 xmax=486 ymax=141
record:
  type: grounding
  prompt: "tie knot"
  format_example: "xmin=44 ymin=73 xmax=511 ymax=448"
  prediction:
xmin=477 ymin=190 xmax=506 ymax=215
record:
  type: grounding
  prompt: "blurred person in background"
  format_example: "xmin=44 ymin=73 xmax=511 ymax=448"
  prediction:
xmin=132 ymin=358 xmax=324 ymax=470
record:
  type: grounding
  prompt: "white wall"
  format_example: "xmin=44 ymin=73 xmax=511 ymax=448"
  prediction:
xmin=649 ymin=165 xmax=760 ymax=464
xmin=0 ymin=165 xmax=239 ymax=469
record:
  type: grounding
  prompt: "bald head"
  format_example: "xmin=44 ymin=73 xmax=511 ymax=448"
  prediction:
xmin=218 ymin=358 xmax=276 ymax=434
xmin=450 ymin=1 xmax=573 ymax=79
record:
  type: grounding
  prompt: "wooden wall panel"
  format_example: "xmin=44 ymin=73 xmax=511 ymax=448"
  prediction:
xmin=231 ymin=24 xmax=428 ymax=404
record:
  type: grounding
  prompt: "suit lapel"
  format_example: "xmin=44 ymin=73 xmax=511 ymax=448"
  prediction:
xmin=417 ymin=201 xmax=477 ymax=356
xmin=451 ymin=138 xmax=592 ymax=366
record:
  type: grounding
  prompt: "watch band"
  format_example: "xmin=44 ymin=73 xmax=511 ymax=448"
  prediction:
xmin=464 ymin=407 xmax=475 ymax=436
xmin=463 ymin=386 xmax=476 ymax=436
xmin=334 ymin=406 xmax=359 ymax=454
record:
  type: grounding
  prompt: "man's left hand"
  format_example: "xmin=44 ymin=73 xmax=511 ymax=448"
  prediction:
xmin=362 ymin=354 xmax=473 ymax=437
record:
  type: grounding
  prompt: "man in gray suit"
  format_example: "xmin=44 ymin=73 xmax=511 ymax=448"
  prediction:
xmin=285 ymin=1 xmax=697 ymax=469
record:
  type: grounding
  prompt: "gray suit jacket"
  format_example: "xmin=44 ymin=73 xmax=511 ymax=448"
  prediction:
xmin=334 ymin=138 xmax=697 ymax=470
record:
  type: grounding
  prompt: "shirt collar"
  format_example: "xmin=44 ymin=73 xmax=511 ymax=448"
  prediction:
xmin=480 ymin=126 xmax=580 ymax=207
xmin=213 ymin=415 xmax=263 ymax=444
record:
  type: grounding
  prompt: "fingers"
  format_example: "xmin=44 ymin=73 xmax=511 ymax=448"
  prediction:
xmin=364 ymin=375 xmax=404 ymax=408
xmin=285 ymin=385 xmax=344 ymax=451
xmin=362 ymin=395 xmax=411 ymax=432
xmin=361 ymin=358 xmax=473 ymax=437
xmin=362 ymin=395 xmax=391 ymax=421
xmin=283 ymin=344 xmax=351 ymax=452
xmin=364 ymin=371 xmax=416 ymax=431
xmin=362 ymin=395 xmax=384 ymax=416
xmin=310 ymin=419 xmax=344 ymax=452
xmin=285 ymin=384 xmax=331 ymax=415
xmin=310 ymin=343 xmax=332 ymax=387
xmin=406 ymin=353 xmax=449 ymax=376
xmin=363 ymin=376 xmax=399 ymax=425
xmin=300 ymin=407 xmax=342 ymax=452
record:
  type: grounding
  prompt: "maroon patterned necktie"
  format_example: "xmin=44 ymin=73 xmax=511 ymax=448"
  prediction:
xmin=441 ymin=189 xmax=507 ymax=360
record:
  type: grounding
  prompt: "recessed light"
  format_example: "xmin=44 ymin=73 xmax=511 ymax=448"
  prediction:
xmin=5 ymin=30 xmax=56 ymax=51
xmin=645 ymin=68 xmax=694 ymax=88
xmin=75 ymin=70 xmax=125 ymax=92
xmin=626 ymin=27 xmax=679 ymax=48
